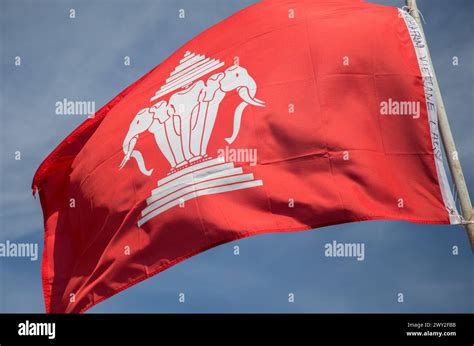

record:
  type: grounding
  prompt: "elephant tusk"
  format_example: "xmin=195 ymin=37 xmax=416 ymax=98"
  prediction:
xmin=119 ymin=136 xmax=138 ymax=170
xmin=238 ymin=87 xmax=266 ymax=108
xmin=119 ymin=156 xmax=129 ymax=170
xmin=252 ymin=97 xmax=266 ymax=107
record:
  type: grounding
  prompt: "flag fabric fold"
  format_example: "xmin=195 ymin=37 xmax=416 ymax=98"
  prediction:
xmin=33 ymin=0 xmax=459 ymax=313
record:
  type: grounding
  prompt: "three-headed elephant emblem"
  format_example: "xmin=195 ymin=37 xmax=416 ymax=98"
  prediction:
xmin=119 ymin=51 xmax=265 ymax=226
xmin=120 ymin=63 xmax=265 ymax=175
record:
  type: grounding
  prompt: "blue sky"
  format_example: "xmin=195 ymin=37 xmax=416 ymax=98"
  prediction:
xmin=0 ymin=0 xmax=472 ymax=313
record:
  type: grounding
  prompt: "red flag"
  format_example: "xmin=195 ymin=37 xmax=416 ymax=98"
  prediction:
xmin=33 ymin=0 xmax=459 ymax=313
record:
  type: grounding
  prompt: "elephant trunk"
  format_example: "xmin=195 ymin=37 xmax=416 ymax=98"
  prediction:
xmin=225 ymin=77 xmax=265 ymax=144
xmin=119 ymin=133 xmax=154 ymax=176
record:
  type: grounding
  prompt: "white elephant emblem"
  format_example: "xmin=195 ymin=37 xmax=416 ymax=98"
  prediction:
xmin=117 ymin=51 xmax=265 ymax=226
xmin=119 ymin=64 xmax=265 ymax=176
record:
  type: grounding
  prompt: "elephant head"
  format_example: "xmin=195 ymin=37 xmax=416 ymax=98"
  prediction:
xmin=119 ymin=108 xmax=155 ymax=176
xmin=219 ymin=65 xmax=265 ymax=144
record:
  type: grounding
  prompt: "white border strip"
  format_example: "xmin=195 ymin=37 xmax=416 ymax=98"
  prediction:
xmin=400 ymin=9 xmax=460 ymax=224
